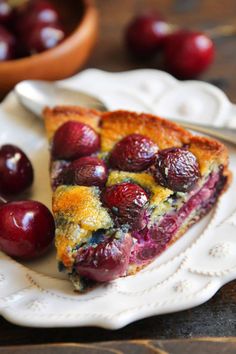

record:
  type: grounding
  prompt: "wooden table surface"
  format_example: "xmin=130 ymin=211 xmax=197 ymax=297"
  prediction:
xmin=1 ymin=0 xmax=236 ymax=347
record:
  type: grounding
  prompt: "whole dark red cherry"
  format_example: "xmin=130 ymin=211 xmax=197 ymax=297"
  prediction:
xmin=16 ymin=0 xmax=60 ymax=36
xmin=110 ymin=134 xmax=158 ymax=172
xmin=0 ymin=144 xmax=33 ymax=195
xmin=0 ymin=0 xmax=14 ymax=25
xmin=153 ymin=147 xmax=200 ymax=192
xmin=29 ymin=0 xmax=60 ymax=24
xmin=75 ymin=233 xmax=132 ymax=282
xmin=125 ymin=13 xmax=171 ymax=58
xmin=52 ymin=121 xmax=100 ymax=160
xmin=103 ymin=182 xmax=149 ymax=230
xmin=164 ymin=30 xmax=215 ymax=78
xmin=26 ymin=23 xmax=65 ymax=53
xmin=64 ymin=157 xmax=108 ymax=187
xmin=0 ymin=25 xmax=16 ymax=61
xmin=0 ymin=200 xmax=55 ymax=259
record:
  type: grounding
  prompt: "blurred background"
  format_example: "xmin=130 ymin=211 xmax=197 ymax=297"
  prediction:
xmin=87 ymin=0 xmax=236 ymax=101
xmin=0 ymin=0 xmax=236 ymax=101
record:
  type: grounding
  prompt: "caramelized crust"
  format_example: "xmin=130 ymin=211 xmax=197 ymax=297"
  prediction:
xmin=53 ymin=185 xmax=113 ymax=268
xmin=100 ymin=109 xmax=230 ymax=187
xmin=53 ymin=185 xmax=112 ymax=231
xmin=101 ymin=110 xmax=192 ymax=152
xmin=189 ymin=135 xmax=229 ymax=177
xmin=43 ymin=106 xmax=101 ymax=141
xmin=44 ymin=106 xmax=231 ymax=275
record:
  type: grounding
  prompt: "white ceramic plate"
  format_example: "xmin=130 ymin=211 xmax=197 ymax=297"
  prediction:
xmin=0 ymin=69 xmax=236 ymax=329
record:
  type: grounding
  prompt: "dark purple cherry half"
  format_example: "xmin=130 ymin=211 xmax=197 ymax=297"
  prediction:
xmin=153 ymin=147 xmax=200 ymax=192
xmin=63 ymin=157 xmax=108 ymax=187
xmin=103 ymin=182 xmax=149 ymax=230
xmin=110 ymin=134 xmax=158 ymax=172
xmin=52 ymin=121 xmax=100 ymax=160
xmin=75 ymin=233 xmax=132 ymax=282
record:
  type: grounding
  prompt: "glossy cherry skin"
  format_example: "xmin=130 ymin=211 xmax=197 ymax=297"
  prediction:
xmin=164 ymin=30 xmax=215 ymax=78
xmin=153 ymin=147 xmax=200 ymax=192
xmin=0 ymin=25 xmax=16 ymax=60
xmin=0 ymin=0 xmax=14 ymax=25
xmin=75 ymin=233 xmax=132 ymax=282
xmin=25 ymin=23 xmax=65 ymax=53
xmin=125 ymin=13 xmax=170 ymax=58
xmin=110 ymin=134 xmax=158 ymax=172
xmin=29 ymin=0 xmax=60 ymax=25
xmin=0 ymin=200 xmax=55 ymax=259
xmin=0 ymin=145 xmax=33 ymax=195
xmin=52 ymin=121 xmax=100 ymax=160
xmin=63 ymin=157 xmax=108 ymax=187
xmin=103 ymin=182 xmax=149 ymax=230
xmin=16 ymin=0 xmax=60 ymax=37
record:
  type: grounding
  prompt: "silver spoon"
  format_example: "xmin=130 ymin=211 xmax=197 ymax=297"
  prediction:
xmin=15 ymin=80 xmax=107 ymax=116
xmin=15 ymin=80 xmax=236 ymax=145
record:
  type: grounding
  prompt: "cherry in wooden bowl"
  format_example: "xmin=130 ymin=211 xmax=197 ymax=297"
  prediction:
xmin=0 ymin=0 xmax=98 ymax=94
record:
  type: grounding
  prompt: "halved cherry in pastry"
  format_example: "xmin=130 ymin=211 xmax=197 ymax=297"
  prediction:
xmin=110 ymin=134 xmax=158 ymax=172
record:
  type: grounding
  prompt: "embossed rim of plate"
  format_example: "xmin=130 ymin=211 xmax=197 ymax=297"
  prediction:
xmin=0 ymin=69 xmax=235 ymax=329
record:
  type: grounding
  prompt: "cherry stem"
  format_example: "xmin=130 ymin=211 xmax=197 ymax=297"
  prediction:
xmin=8 ymin=0 xmax=29 ymax=8
xmin=205 ymin=24 xmax=236 ymax=38
xmin=169 ymin=22 xmax=236 ymax=39
xmin=0 ymin=196 xmax=7 ymax=205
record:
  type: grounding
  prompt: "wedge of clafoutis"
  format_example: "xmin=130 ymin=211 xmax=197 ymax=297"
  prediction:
xmin=43 ymin=106 xmax=231 ymax=292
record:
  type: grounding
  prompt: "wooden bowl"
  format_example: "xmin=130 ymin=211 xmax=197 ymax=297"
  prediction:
xmin=0 ymin=0 xmax=98 ymax=95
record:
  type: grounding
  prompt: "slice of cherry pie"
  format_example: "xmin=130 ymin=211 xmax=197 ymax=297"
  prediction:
xmin=44 ymin=106 xmax=231 ymax=291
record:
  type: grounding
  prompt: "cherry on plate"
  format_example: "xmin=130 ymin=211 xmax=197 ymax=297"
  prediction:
xmin=0 ymin=200 xmax=55 ymax=259
xmin=0 ymin=144 xmax=33 ymax=195
xmin=164 ymin=30 xmax=215 ymax=78
xmin=52 ymin=121 xmax=100 ymax=160
xmin=0 ymin=25 xmax=16 ymax=61
xmin=63 ymin=157 xmax=108 ymax=187
xmin=125 ymin=12 xmax=171 ymax=58
xmin=153 ymin=147 xmax=200 ymax=192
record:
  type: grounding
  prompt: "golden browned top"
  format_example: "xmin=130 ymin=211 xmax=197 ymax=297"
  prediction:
xmin=44 ymin=106 xmax=231 ymax=268
xmin=53 ymin=185 xmax=113 ymax=231
xmin=44 ymin=106 xmax=230 ymax=178
xmin=53 ymin=185 xmax=113 ymax=268
xmin=189 ymin=135 xmax=229 ymax=176
xmin=101 ymin=110 xmax=191 ymax=152
xmin=43 ymin=106 xmax=101 ymax=141
xmin=44 ymin=106 xmax=229 ymax=169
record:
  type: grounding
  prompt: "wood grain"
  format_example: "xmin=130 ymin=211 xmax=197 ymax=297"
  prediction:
xmin=1 ymin=339 xmax=236 ymax=353
xmin=87 ymin=0 xmax=236 ymax=103
xmin=0 ymin=0 xmax=236 ymax=344
xmin=0 ymin=280 xmax=236 ymax=344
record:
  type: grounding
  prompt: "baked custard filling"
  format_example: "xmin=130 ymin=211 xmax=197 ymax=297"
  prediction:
xmin=43 ymin=107 xmax=230 ymax=291
xmin=55 ymin=166 xmax=226 ymax=291
xmin=129 ymin=167 xmax=226 ymax=266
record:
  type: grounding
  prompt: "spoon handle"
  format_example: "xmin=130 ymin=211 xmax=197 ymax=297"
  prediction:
xmin=14 ymin=80 xmax=236 ymax=145
xmin=173 ymin=119 xmax=236 ymax=145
